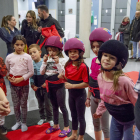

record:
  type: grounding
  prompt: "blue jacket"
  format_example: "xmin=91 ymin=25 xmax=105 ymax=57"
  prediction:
xmin=0 ymin=27 xmax=20 ymax=54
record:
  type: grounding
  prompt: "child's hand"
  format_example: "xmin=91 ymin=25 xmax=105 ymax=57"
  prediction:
xmin=11 ymin=77 xmax=24 ymax=84
xmin=58 ymin=73 xmax=65 ymax=79
xmin=132 ymin=125 xmax=136 ymax=135
xmin=43 ymin=54 xmax=49 ymax=62
xmin=0 ymin=101 xmax=11 ymax=116
xmin=42 ymin=83 xmax=46 ymax=88
xmin=53 ymin=56 xmax=59 ymax=64
xmin=31 ymin=85 xmax=38 ymax=91
xmin=93 ymin=113 xmax=102 ymax=119
xmin=65 ymin=82 xmax=73 ymax=89
xmin=85 ymin=99 xmax=91 ymax=107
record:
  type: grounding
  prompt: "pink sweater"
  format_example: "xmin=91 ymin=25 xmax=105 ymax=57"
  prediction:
xmin=96 ymin=73 xmax=138 ymax=115
xmin=5 ymin=53 xmax=34 ymax=81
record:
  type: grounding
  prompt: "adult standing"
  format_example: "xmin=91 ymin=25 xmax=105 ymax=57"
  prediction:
xmin=37 ymin=5 xmax=64 ymax=38
xmin=0 ymin=15 xmax=20 ymax=55
xmin=21 ymin=10 xmax=40 ymax=47
xmin=118 ymin=16 xmax=130 ymax=47
xmin=130 ymin=11 xmax=140 ymax=61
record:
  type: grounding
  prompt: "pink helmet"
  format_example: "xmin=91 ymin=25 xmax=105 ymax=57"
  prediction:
xmin=64 ymin=38 xmax=85 ymax=55
xmin=89 ymin=27 xmax=112 ymax=43
xmin=45 ymin=36 xmax=63 ymax=50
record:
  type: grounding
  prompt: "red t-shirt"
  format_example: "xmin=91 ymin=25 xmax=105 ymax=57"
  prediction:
xmin=65 ymin=62 xmax=89 ymax=83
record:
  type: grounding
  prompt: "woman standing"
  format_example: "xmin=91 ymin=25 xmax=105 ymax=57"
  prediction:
xmin=21 ymin=10 xmax=40 ymax=47
xmin=118 ymin=16 xmax=130 ymax=48
xmin=0 ymin=15 xmax=20 ymax=55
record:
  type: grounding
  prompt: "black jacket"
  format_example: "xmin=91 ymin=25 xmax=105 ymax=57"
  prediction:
xmin=130 ymin=17 xmax=140 ymax=42
xmin=38 ymin=14 xmax=64 ymax=38
xmin=21 ymin=19 xmax=40 ymax=47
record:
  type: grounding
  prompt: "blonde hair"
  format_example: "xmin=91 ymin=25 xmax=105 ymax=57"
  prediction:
xmin=47 ymin=46 xmax=64 ymax=58
xmin=1 ymin=15 xmax=13 ymax=33
xmin=29 ymin=44 xmax=40 ymax=51
xmin=26 ymin=10 xmax=38 ymax=29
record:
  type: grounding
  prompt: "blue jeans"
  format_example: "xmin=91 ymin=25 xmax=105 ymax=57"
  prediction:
xmin=134 ymin=126 xmax=140 ymax=140
xmin=132 ymin=41 xmax=140 ymax=58
xmin=120 ymin=33 xmax=124 ymax=43
xmin=110 ymin=117 xmax=134 ymax=140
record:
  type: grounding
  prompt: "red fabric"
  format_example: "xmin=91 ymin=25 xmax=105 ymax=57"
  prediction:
xmin=6 ymin=123 xmax=67 ymax=140
xmin=45 ymin=79 xmax=66 ymax=92
xmin=65 ymin=62 xmax=89 ymax=83
xmin=121 ymin=21 xmax=129 ymax=25
xmin=125 ymin=71 xmax=139 ymax=84
xmin=9 ymin=74 xmax=29 ymax=86
xmin=89 ymin=86 xmax=99 ymax=96
xmin=39 ymin=25 xmax=61 ymax=49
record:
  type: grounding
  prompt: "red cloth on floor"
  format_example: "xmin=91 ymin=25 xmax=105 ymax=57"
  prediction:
xmin=6 ymin=123 xmax=67 ymax=140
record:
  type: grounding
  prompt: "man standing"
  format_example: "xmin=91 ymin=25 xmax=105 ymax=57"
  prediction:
xmin=37 ymin=5 xmax=64 ymax=38
xmin=130 ymin=11 xmax=140 ymax=61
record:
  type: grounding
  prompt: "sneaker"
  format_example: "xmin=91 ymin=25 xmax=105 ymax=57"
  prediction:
xmin=0 ymin=125 xmax=7 ymax=135
xmin=37 ymin=119 xmax=46 ymax=125
xmin=49 ymin=120 xmax=54 ymax=126
xmin=135 ymin=58 xmax=140 ymax=62
xmin=21 ymin=123 xmax=28 ymax=132
xmin=130 ymin=56 xmax=136 ymax=59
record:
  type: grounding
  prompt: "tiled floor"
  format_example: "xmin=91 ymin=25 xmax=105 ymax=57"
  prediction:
xmin=5 ymin=51 xmax=140 ymax=140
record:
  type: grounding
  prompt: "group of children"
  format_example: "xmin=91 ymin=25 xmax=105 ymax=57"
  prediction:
xmin=0 ymin=27 xmax=140 ymax=140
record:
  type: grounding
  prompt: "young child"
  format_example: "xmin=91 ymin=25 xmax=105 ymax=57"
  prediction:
xmin=40 ymin=36 xmax=70 ymax=137
xmin=134 ymin=72 xmax=140 ymax=139
xmin=0 ymin=57 xmax=8 ymax=134
xmin=85 ymin=28 xmax=112 ymax=140
xmin=29 ymin=44 xmax=53 ymax=126
xmin=93 ymin=40 xmax=138 ymax=140
xmin=62 ymin=38 xmax=89 ymax=140
xmin=5 ymin=35 xmax=34 ymax=132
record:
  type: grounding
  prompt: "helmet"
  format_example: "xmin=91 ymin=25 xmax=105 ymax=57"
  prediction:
xmin=64 ymin=38 xmax=85 ymax=56
xmin=45 ymin=36 xmax=63 ymax=50
xmin=89 ymin=27 xmax=112 ymax=43
xmin=98 ymin=40 xmax=128 ymax=70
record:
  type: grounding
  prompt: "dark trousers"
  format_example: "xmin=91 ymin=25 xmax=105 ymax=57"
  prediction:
xmin=35 ymin=88 xmax=53 ymax=121
xmin=69 ymin=89 xmax=86 ymax=135
xmin=49 ymin=84 xmax=69 ymax=127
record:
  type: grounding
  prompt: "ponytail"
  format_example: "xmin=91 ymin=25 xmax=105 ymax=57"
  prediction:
xmin=1 ymin=16 xmax=7 ymax=27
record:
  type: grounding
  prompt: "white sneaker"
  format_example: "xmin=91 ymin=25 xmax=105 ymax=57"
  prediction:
xmin=21 ymin=123 xmax=28 ymax=132
xmin=49 ymin=120 xmax=54 ymax=126
xmin=11 ymin=122 xmax=21 ymax=130
xmin=37 ymin=119 xmax=46 ymax=125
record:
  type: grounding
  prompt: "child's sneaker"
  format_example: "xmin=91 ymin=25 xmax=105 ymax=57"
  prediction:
xmin=11 ymin=121 xmax=21 ymax=130
xmin=0 ymin=125 xmax=7 ymax=135
xmin=49 ymin=120 xmax=54 ymax=126
xmin=37 ymin=119 xmax=46 ymax=125
xmin=21 ymin=123 xmax=28 ymax=132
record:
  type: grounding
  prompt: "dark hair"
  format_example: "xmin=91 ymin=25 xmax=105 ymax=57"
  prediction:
xmin=29 ymin=44 xmax=40 ymax=51
xmin=1 ymin=15 xmax=13 ymax=28
xmin=65 ymin=50 xmax=84 ymax=69
xmin=91 ymin=41 xmax=104 ymax=49
xmin=12 ymin=35 xmax=27 ymax=47
xmin=37 ymin=5 xmax=49 ymax=13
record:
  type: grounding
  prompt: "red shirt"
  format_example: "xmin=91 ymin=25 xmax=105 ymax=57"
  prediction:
xmin=65 ymin=62 xmax=89 ymax=83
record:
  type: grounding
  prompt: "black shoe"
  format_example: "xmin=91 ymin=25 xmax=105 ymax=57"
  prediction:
xmin=129 ymin=56 xmax=136 ymax=59
xmin=0 ymin=125 xmax=7 ymax=135
xmin=135 ymin=58 xmax=140 ymax=62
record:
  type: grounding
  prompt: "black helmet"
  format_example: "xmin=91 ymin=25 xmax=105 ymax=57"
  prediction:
xmin=98 ymin=40 xmax=128 ymax=71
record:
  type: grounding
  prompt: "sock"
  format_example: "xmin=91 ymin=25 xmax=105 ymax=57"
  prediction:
xmin=49 ymin=120 xmax=54 ymax=126
xmin=37 ymin=119 xmax=46 ymax=125
xmin=11 ymin=122 xmax=21 ymax=130
xmin=21 ymin=123 xmax=28 ymax=132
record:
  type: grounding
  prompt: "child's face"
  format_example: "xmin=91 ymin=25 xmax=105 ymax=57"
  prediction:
xmin=101 ymin=53 xmax=117 ymax=70
xmin=29 ymin=47 xmax=41 ymax=62
xmin=68 ymin=49 xmax=79 ymax=61
xmin=91 ymin=41 xmax=100 ymax=56
xmin=47 ymin=47 xmax=58 ymax=58
xmin=14 ymin=40 xmax=25 ymax=54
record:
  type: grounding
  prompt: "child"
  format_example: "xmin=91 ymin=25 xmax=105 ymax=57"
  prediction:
xmin=85 ymin=28 xmax=112 ymax=140
xmin=93 ymin=40 xmax=138 ymax=140
xmin=134 ymin=72 xmax=140 ymax=140
xmin=40 ymin=36 xmax=70 ymax=137
xmin=29 ymin=44 xmax=53 ymax=126
xmin=0 ymin=58 xmax=8 ymax=134
xmin=62 ymin=38 xmax=89 ymax=140
xmin=5 ymin=35 xmax=34 ymax=132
